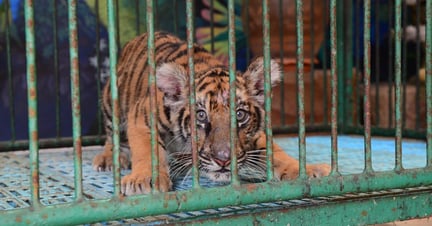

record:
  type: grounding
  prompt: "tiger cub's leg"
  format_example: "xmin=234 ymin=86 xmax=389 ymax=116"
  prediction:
xmin=273 ymin=143 xmax=331 ymax=180
xmin=92 ymin=113 xmax=130 ymax=172
xmin=121 ymin=101 xmax=172 ymax=195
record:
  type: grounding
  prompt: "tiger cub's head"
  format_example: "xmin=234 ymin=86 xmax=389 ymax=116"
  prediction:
xmin=156 ymin=57 xmax=281 ymax=183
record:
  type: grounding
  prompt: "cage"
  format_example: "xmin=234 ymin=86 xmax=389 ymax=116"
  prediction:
xmin=0 ymin=0 xmax=431 ymax=225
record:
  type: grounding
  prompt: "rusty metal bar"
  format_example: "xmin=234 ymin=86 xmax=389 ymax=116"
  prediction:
xmin=107 ymin=0 xmax=121 ymax=196
xmin=363 ymin=0 xmax=372 ymax=173
xmin=24 ymin=0 xmax=40 ymax=208
xmin=68 ymin=0 xmax=83 ymax=200
xmin=3 ymin=169 xmax=432 ymax=225
xmin=186 ymin=0 xmax=200 ymax=188
xmin=145 ymin=0 xmax=160 ymax=193
xmin=426 ymin=0 xmax=432 ymax=167
xmin=228 ymin=0 xmax=239 ymax=184
xmin=330 ymin=0 xmax=338 ymax=174
xmin=295 ymin=0 xmax=306 ymax=178
xmin=394 ymin=0 xmax=403 ymax=171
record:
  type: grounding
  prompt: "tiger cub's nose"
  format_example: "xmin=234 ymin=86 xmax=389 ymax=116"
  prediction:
xmin=213 ymin=148 xmax=231 ymax=167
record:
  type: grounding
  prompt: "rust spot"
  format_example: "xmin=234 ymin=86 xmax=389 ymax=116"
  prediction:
xmin=31 ymin=131 xmax=38 ymax=141
xmin=42 ymin=214 xmax=48 ymax=219
xmin=29 ymin=108 xmax=36 ymax=117
xmin=29 ymin=65 xmax=35 ymax=78
xmin=361 ymin=210 xmax=368 ymax=217
xmin=392 ymin=208 xmax=397 ymax=212
xmin=90 ymin=202 xmax=98 ymax=208
xmin=245 ymin=183 xmax=258 ymax=192
xmin=27 ymin=19 xmax=33 ymax=28
xmin=15 ymin=216 xmax=22 ymax=223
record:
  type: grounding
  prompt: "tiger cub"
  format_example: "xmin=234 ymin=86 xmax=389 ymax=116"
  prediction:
xmin=92 ymin=31 xmax=330 ymax=195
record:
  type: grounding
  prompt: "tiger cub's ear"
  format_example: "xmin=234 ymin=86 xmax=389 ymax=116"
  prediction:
xmin=156 ymin=63 xmax=188 ymax=107
xmin=243 ymin=57 xmax=282 ymax=105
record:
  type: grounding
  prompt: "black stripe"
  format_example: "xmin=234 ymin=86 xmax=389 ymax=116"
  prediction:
xmin=253 ymin=105 xmax=262 ymax=134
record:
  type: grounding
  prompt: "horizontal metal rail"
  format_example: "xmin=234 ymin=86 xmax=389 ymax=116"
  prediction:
xmin=2 ymin=169 xmax=432 ymax=225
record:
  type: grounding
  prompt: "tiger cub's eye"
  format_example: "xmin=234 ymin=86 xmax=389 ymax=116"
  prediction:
xmin=236 ymin=110 xmax=249 ymax=124
xmin=196 ymin=110 xmax=208 ymax=122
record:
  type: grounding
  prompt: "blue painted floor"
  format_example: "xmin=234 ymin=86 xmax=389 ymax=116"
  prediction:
xmin=275 ymin=135 xmax=427 ymax=174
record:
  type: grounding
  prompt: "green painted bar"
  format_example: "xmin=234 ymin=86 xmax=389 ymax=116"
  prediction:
xmin=68 ymin=0 xmax=83 ymax=200
xmin=2 ymin=170 xmax=432 ymax=225
xmin=146 ymin=0 xmax=159 ymax=192
xmin=329 ymin=0 xmax=338 ymax=174
xmin=394 ymin=0 xmax=403 ymax=171
xmin=262 ymin=0 xmax=273 ymax=181
xmin=295 ymin=0 xmax=306 ymax=178
xmin=427 ymin=0 xmax=432 ymax=167
xmin=363 ymin=0 xmax=373 ymax=173
xmin=24 ymin=0 xmax=40 ymax=208
xmin=178 ymin=189 xmax=432 ymax=226
xmin=228 ymin=0 xmax=239 ymax=184
xmin=186 ymin=0 xmax=200 ymax=188
xmin=107 ymin=0 xmax=121 ymax=196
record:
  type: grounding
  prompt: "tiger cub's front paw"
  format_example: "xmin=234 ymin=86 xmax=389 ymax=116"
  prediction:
xmin=306 ymin=163 xmax=331 ymax=178
xmin=92 ymin=151 xmax=130 ymax=172
xmin=275 ymin=163 xmax=331 ymax=181
xmin=121 ymin=172 xmax=172 ymax=196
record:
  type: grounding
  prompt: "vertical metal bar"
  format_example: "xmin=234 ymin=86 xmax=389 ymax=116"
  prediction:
xmin=68 ymin=0 xmax=83 ymax=199
xmin=5 ymin=0 xmax=16 ymax=143
xmin=309 ymin=0 xmax=315 ymax=125
xmin=24 ymin=0 xmax=40 ymax=207
xmin=394 ymin=0 xmax=403 ymax=171
xmin=186 ymin=0 xmax=200 ymax=188
xmin=426 ymin=0 xmax=432 ymax=167
xmin=295 ymin=0 xmax=306 ymax=178
xmin=53 ymin=1 xmax=61 ymax=139
xmin=107 ymin=0 xmax=121 ymax=196
xmin=146 ymin=0 xmax=159 ymax=193
xmin=363 ymin=0 xmax=373 ymax=173
xmin=262 ymin=0 xmax=274 ymax=181
xmin=278 ymin=0 xmax=285 ymax=126
xmin=330 ymin=0 xmax=338 ymax=174
xmin=228 ymin=0 xmax=239 ymax=184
